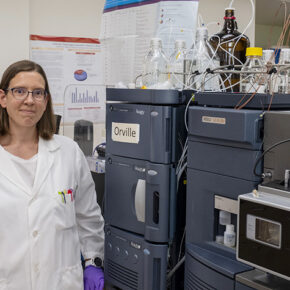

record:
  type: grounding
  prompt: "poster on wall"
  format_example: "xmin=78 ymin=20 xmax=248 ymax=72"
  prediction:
xmin=29 ymin=35 xmax=105 ymax=125
xmin=100 ymin=0 xmax=199 ymax=86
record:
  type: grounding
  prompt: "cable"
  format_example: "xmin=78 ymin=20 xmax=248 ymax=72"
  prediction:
xmin=177 ymin=162 xmax=187 ymax=187
xmin=212 ymin=34 xmax=244 ymax=65
xmin=178 ymin=229 xmax=186 ymax=262
xmin=228 ymin=0 xmax=234 ymax=8
xmin=184 ymin=0 xmax=255 ymax=92
xmin=166 ymin=256 xmax=185 ymax=281
xmin=253 ymin=138 xmax=290 ymax=178
xmin=139 ymin=0 xmax=256 ymax=92
xmin=184 ymin=95 xmax=194 ymax=131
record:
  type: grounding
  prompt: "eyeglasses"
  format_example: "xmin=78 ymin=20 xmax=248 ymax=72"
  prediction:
xmin=5 ymin=87 xmax=47 ymax=102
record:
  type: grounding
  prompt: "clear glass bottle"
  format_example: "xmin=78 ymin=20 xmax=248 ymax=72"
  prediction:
xmin=168 ymin=40 xmax=187 ymax=89
xmin=263 ymin=49 xmax=278 ymax=93
xmin=187 ymin=26 xmax=220 ymax=91
xmin=184 ymin=43 xmax=196 ymax=89
xmin=142 ymin=38 xmax=168 ymax=89
xmin=210 ymin=8 xmax=249 ymax=92
xmin=240 ymin=47 xmax=267 ymax=94
xmin=278 ymin=48 xmax=290 ymax=94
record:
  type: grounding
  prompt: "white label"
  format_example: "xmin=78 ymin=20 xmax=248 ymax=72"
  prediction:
xmin=202 ymin=116 xmax=226 ymax=125
xmin=130 ymin=241 xmax=141 ymax=250
xmin=214 ymin=195 xmax=238 ymax=214
xmin=246 ymin=214 xmax=256 ymax=240
xmin=112 ymin=122 xmax=140 ymax=144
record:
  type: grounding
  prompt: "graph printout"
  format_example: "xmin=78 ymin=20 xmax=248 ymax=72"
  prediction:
xmin=30 ymin=35 xmax=105 ymax=124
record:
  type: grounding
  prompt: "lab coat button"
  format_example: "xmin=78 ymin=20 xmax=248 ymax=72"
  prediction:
xmin=34 ymin=264 xmax=39 ymax=272
xmin=32 ymin=231 xmax=38 ymax=237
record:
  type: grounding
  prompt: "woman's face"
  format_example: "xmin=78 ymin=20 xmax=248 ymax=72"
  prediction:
xmin=0 ymin=71 xmax=48 ymax=131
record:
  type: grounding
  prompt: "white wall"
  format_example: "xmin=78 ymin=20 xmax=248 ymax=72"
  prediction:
xmin=0 ymin=0 xmax=30 ymax=77
xmin=29 ymin=0 xmax=106 ymax=38
xmin=255 ymin=24 xmax=285 ymax=49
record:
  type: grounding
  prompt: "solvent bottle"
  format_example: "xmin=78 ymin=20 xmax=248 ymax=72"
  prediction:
xmin=169 ymin=40 xmax=187 ymax=89
xmin=142 ymin=38 xmax=168 ymax=89
xmin=278 ymin=48 xmax=290 ymax=94
xmin=209 ymin=8 xmax=249 ymax=92
xmin=240 ymin=47 xmax=267 ymax=94
xmin=188 ymin=26 xmax=220 ymax=91
xmin=263 ymin=49 xmax=279 ymax=93
xmin=224 ymin=224 xmax=236 ymax=247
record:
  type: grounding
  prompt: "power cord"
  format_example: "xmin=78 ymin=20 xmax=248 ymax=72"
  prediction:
xmin=253 ymin=138 xmax=290 ymax=178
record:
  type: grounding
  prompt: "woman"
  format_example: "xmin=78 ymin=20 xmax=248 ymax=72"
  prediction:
xmin=0 ymin=60 xmax=104 ymax=290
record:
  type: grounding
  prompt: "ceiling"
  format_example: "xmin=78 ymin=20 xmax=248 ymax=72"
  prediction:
xmin=256 ymin=0 xmax=290 ymax=26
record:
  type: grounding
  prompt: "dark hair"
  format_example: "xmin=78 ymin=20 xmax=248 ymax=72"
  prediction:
xmin=0 ymin=60 xmax=55 ymax=139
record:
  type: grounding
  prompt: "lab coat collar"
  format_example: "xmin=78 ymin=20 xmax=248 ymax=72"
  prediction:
xmin=39 ymin=135 xmax=61 ymax=152
xmin=0 ymin=136 xmax=60 ymax=196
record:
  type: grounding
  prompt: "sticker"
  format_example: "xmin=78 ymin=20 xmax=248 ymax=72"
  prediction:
xmin=112 ymin=122 xmax=140 ymax=144
xmin=202 ymin=116 xmax=226 ymax=125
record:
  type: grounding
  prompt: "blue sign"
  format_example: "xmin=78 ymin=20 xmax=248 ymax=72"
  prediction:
xmin=104 ymin=0 xmax=151 ymax=10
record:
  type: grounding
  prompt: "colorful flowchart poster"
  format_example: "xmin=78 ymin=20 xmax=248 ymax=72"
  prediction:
xmin=100 ymin=0 xmax=199 ymax=86
xmin=30 ymin=35 xmax=105 ymax=124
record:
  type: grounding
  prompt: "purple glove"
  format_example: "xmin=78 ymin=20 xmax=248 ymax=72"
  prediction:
xmin=84 ymin=265 xmax=104 ymax=290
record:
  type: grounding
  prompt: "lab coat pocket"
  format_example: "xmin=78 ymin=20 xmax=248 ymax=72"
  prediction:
xmin=53 ymin=188 xmax=77 ymax=229
xmin=56 ymin=263 xmax=83 ymax=290
xmin=0 ymin=279 xmax=7 ymax=290
xmin=58 ymin=225 xmax=81 ymax=267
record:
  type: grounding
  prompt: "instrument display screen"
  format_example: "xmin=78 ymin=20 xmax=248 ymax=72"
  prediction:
xmin=246 ymin=214 xmax=281 ymax=249
xmin=255 ymin=217 xmax=281 ymax=247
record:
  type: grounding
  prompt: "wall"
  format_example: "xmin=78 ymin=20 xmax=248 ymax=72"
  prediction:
xmin=0 ymin=0 xmax=30 ymax=77
xmin=255 ymin=24 xmax=286 ymax=49
xmin=29 ymin=0 xmax=106 ymax=38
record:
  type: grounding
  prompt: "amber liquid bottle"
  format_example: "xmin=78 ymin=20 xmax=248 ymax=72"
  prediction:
xmin=209 ymin=8 xmax=250 ymax=92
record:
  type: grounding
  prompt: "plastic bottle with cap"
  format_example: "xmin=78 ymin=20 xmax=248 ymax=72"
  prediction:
xmin=224 ymin=224 xmax=236 ymax=247
xmin=142 ymin=38 xmax=169 ymax=89
xmin=240 ymin=47 xmax=267 ymax=93
xmin=169 ymin=40 xmax=187 ymax=89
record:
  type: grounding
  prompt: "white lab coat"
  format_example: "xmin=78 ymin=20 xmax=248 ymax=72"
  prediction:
xmin=0 ymin=135 xmax=104 ymax=290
